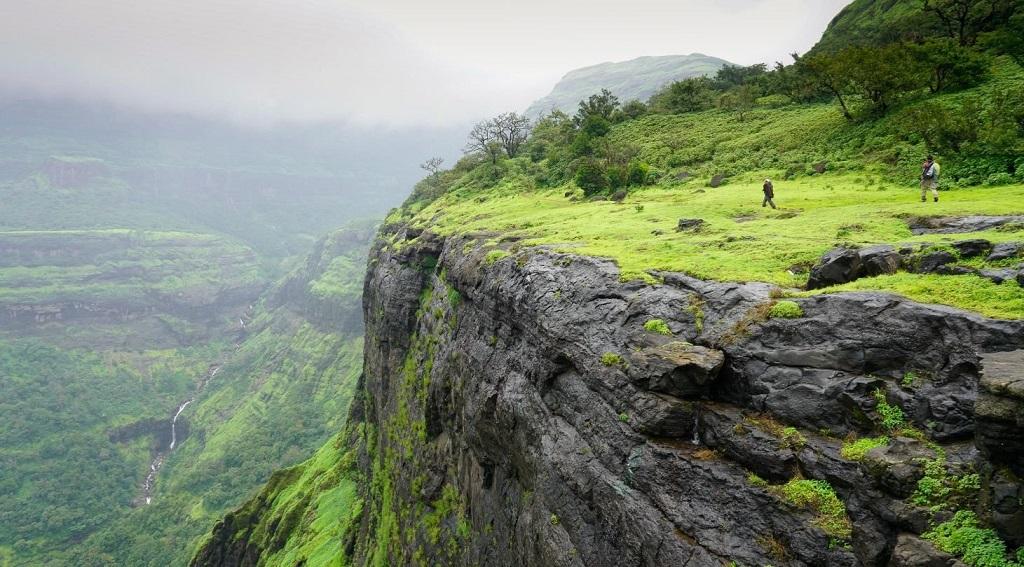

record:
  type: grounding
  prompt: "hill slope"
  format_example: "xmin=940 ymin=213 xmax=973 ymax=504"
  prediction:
xmin=525 ymin=54 xmax=731 ymax=117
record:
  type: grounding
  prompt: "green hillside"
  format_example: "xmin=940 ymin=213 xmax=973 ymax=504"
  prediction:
xmin=0 ymin=228 xmax=368 ymax=566
xmin=525 ymin=54 xmax=731 ymax=117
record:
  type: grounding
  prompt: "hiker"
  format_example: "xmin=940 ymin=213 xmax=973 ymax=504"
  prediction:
xmin=762 ymin=178 xmax=776 ymax=209
xmin=921 ymin=155 xmax=940 ymax=202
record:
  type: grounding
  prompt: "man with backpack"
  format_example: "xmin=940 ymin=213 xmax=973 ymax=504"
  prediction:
xmin=921 ymin=155 xmax=940 ymax=202
xmin=762 ymin=178 xmax=776 ymax=209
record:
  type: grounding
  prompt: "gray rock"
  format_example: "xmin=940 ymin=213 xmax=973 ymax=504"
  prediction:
xmin=628 ymin=342 xmax=725 ymax=398
xmin=987 ymin=242 xmax=1022 ymax=262
xmin=629 ymin=392 xmax=696 ymax=437
xmin=676 ymin=218 xmax=704 ymax=232
xmin=979 ymin=268 xmax=1018 ymax=284
xmin=909 ymin=215 xmax=1024 ymax=235
xmin=709 ymin=174 xmax=725 ymax=187
xmin=889 ymin=533 xmax=966 ymax=566
xmin=915 ymin=251 xmax=956 ymax=273
xmin=975 ymin=350 xmax=1024 ymax=476
xmin=952 ymin=239 xmax=992 ymax=258
xmin=862 ymin=437 xmax=937 ymax=498
xmin=859 ymin=245 xmax=902 ymax=277
xmin=807 ymin=247 xmax=861 ymax=289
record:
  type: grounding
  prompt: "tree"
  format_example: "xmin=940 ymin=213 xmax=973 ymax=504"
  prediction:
xmin=464 ymin=120 xmax=503 ymax=164
xmin=652 ymin=77 xmax=716 ymax=114
xmin=574 ymin=89 xmax=620 ymax=125
xmin=714 ymin=63 xmax=768 ymax=90
xmin=923 ymin=0 xmax=1021 ymax=46
xmin=843 ymin=44 xmax=929 ymax=113
xmin=491 ymin=112 xmax=531 ymax=158
xmin=574 ymin=158 xmax=609 ymax=195
xmin=911 ymin=38 xmax=991 ymax=92
xmin=420 ymin=157 xmax=444 ymax=175
xmin=613 ymin=100 xmax=648 ymax=122
xmin=801 ymin=53 xmax=854 ymax=119
xmin=719 ymin=84 xmax=760 ymax=121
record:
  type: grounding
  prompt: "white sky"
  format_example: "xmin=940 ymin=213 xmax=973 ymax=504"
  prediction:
xmin=0 ymin=0 xmax=851 ymax=127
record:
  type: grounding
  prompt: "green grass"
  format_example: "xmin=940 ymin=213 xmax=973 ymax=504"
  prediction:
xmin=411 ymin=175 xmax=1024 ymax=318
xmin=924 ymin=511 xmax=1024 ymax=567
xmin=839 ymin=436 xmax=889 ymax=461
xmin=601 ymin=352 xmax=626 ymax=367
xmin=776 ymin=479 xmax=852 ymax=541
xmin=769 ymin=300 xmax=804 ymax=319
xmin=643 ymin=318 xmax=672 ymax=335
xmin=873 ymin=389 xmax=906 ymax=431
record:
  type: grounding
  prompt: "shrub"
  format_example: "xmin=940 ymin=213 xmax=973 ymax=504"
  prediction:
xmin=600 ymin=352 xmax=626 ymax=367
xmin=777 ymin=479 xmax=852 ymax=540
xmin=618 ymin=412 xmax=629 ymax=422
xmin=840 ymin=436 xmax=889 ymax=461
xmin=902 ymin=371 xmax=919 ymax=387
xmin=873 ymin=389 xmax=905 ymax=431
xmin=769 ymin=300 xmax=804 ymax=319
xmin=643 ymin=319 xmax=672 ymax=336
xmin=986 ymin=172 xmax=1016 ymax=186
xmin=575 ymin=159 xmax=609 ymax=195
xmin=923 ymin=511 xmax=1024 ymax=567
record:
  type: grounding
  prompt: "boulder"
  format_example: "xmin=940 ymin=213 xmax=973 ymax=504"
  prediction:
xmin=676 ymin=218 xmax=705 ymax=232
xmin=627 ymin=342 xmax=725 ymax=398
xmin=975 ymin=351 xmax=1024 ymax=476
xmin=709 ymin=174 xmax=725 ymax=187
xmin=813 ymin=161 xmax=828 ymax=174
xmin=987 ymin=242 xmax=1022 ymax=262
xmin=951 ymin=239 xmax=992 ymax=258
xmin=979 ymin=268 xmax=1018 ymax=284
xmin=859 ymin=245 xmax=901 ymax=277
xmin=989 ymin=468 xmax=1024 ymax=547
xmin=862 ymin=437 xmax=937 ymax=498
xmin=807 ymin=248 xmax=861 ymax=289
xmin=630 ymin=392 xmax=696 ymax=437
xmin=915 ymin=251 xmax=956 ymax=273
xmin=889 ymin=533 xmax=966 ymax=567
xmin=1018 ymin=271 xmax=1024 ymax=287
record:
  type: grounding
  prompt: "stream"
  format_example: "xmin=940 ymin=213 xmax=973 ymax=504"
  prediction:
xmin=139 ymin=364 xmax=221 ymax=506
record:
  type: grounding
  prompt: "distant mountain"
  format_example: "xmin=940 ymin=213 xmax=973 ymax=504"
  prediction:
xmin=525 ymin=53 xmax=732 ymax=117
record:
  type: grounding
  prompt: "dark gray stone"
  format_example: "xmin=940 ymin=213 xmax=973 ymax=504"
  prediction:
xmin=916 ymin=251 xmax=956 ymax=273
xmin=627 ymin=342 xmax=725 ymax=398
xmin=952 ymin=239 xmax=992 ymax=258
xmin=709 ymin=174 xmax=725 ymax=187
xmin=889 ymin=533 xmax=966 ymax=566
xmin=862 ymin=437 xmax=937 ymax=498
xmin=859 ymin=245 xmax=902 ymax=277
xmin=807 ymin=247 xmax=861 ymax=289
xmin=676 ymin=218 xmax=705 ymax=232
xmin=987 ymin=242 xmax=1022 ymax=262
xmin=979 ymin=268 xmax=1018 ymax=284
xmin=976 ymin=350 xmax=1024 ymax=476
xmin=909 ymin=215 xmax=1024 ymax=235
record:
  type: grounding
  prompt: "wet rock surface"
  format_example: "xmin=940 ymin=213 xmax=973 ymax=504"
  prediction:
xmin=908 ymin=215 xmax=1024 ymax=235
xmin=195 ymin=225 xmax=1024 ymax=567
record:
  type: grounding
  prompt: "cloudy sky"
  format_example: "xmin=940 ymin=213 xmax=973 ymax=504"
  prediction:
xmin=0 ymin=0 xmax=851 ymax=127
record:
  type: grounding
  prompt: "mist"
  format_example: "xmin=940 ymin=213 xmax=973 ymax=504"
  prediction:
xmin=0 ymin=0 xmax=850 ymax=127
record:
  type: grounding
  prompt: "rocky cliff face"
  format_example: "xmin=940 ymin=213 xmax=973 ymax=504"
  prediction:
xmin=195 ymin=222 xmax=1024 ymax=566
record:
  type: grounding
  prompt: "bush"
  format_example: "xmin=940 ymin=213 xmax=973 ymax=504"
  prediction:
xmin=923 ymin=511 xmax=1024 ymax=567
xmin=986 ymin=172 xmax=1016 ymax=186
xmin=777 ymin=479 xmax=852 ymax=540
xmin=840 ymin=436 xmax=889 ymax=461
xmin=643 ymin=319 xmax=672 ymax=335
xmin=769 ymin=300 xmax=804 ymax=319
xmin=575 ymin=159 xmax=609 ymax=195
xmin=873 ymin=389 xmax=905 ymax=431
xmin=600 ymin=352 xmax=626 ymax=367
xmin=627 ymin=160 xmax=651 ymax=186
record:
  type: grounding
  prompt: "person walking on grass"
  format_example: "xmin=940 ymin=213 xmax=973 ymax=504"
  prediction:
xmin=921 ymin=155 xmax=940 ymax=202
xmin=762 ymin=178 xmax=777 ymax=209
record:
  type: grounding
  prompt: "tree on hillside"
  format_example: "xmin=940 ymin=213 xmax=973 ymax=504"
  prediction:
xmin=843 ymin=44 xmax=929 ymax=113
xmin=911 ymin=38 xmax=991 ymax=92
xmin=801 ymin=53 xmax=854 ymax=119
xmin=574 ymin=89 xmax=620 ymax=125
xmin=714 ymin=63 xmax=768 ymax=90
xmin=651 ymin=77 xmax=717 ymax=114
xmin=718 ymin=84 xmax=760 ymax=121
xmin=464 ymin=120 xmax=504 ymax=164
xmin=923 ymin=0 xmax=1021 ymax=46
xmin=420 ymin=157 xmax=445 ymax=175
xmin=491 ymin=112 xmax=532 ymax=158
